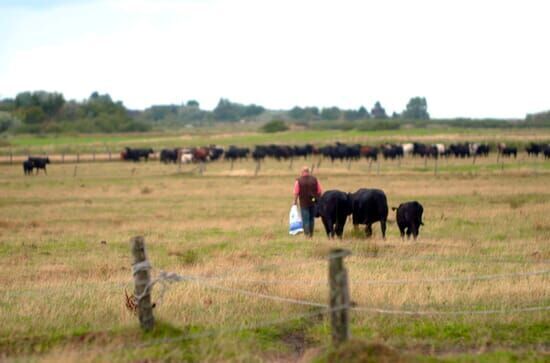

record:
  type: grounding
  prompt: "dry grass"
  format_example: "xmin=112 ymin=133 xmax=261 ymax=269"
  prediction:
xmin=0 ymin=155 xmax=549 ymax=362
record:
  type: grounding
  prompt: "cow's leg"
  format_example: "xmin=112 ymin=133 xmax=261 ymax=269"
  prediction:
xmin=365 ymin=224 xmax=373 ymax=238
xmin=412 ymin=223 xmax=419 ymax=240
xmin=380 ymin=220 xmax=387 ymax=239
xmin=321 ymin=217 xmax=332 ymax=238
xmin=399 ymin=225 xmax=405 ymax=240
xmin=335 ymin=215 xmax=347 ymax=239
xmin=43 ymin=167 xmax=47 ymax=175
xmin=406 ymin=227 xmax=412 ymax=240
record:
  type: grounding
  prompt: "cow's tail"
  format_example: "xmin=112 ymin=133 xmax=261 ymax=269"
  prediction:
xmin=391 ymin=207 xmax=398 ymax=211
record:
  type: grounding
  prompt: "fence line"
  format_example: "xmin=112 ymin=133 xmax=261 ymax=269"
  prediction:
xmin=351 ymin=305 xmax=550 ymax=316
xmin=192 ymin=268 xmax=550 ymax=286
xmin=136 ymin=268 xmax=550 ymax=317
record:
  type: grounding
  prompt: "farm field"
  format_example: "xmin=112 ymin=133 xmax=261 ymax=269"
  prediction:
xmin=2 ymin=127 xmax=550 ymax=156
xmin=1 ymin=131 xmax=549 ymax=362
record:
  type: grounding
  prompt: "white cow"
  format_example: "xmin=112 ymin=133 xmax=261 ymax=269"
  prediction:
xmin=402 ymin=143 xmax=414 ymax=156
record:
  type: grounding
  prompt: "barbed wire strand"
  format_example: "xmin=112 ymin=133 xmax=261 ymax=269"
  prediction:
xmin=196 ymin=269 xmax=550 ymax=286
xmin=351 ymin=305 xmax=550 ymax=316
xmin=157 ymin=271 xmax=550 ymax=317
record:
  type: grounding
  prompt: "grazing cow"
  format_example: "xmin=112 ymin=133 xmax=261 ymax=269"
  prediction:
xmin=293 ymin=144 xmax=314 ymax=159
xmin=381 ymin=144 xmax=403 ymax=160
xmin=315 ymin=190 xmax=352 ymax=239
xmin=501 ymin=146 xmax=517 ymax=158
xmin=525 ymin=143 xmax=543 ymax=157
xmin=192 ymin=147 xmax=210 ymax=162
xmin=180 ymin=149 xmax=193 ymax=164
xmin=350 ymin=188 xmax=388 ymax=238
xmin=360 ymin=146 xmax=379 ymax=161
xmin=23 ymin=160 xmax=34 ymax=175
xmin=434 ymin=144 xmax=445 ymax=156
xmin=393 ymin=201 xmax=424 ymax=240
xmin=402 ymin=143 xmax=414 ymax=156
xmin=160 ymin=149 xmax=179 ymax=163
xmin=413 ymin=143 xmax=438 ymax=158
xmin=122 ymin=147 xmax=154 ymax=162
xmin=474 ymin=144 xmax=490 ymax=157
xmin=252 ymin=145 xmax=268 ymax=161
xmin=225 ymin=146 xmax=250 ymax=161
xmin=544 ymin=147 xmax=550 ymax=159
xmin=209 ymin=146 xmax=224 ymax=161
xmin=449 ymin=143 xmax=470 ymax=158
xmin=27 ymin=157 xmax=50 ymax=174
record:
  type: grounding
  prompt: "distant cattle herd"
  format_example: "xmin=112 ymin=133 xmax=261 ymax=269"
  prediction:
xmin=120 ymin=141 xmax=550 ymax=164
xmin=21 ymin=141 xmax=550 ymax=175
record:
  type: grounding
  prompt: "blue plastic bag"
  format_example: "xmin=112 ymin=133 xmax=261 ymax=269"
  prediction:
xmin=289 ymin=205 xmax=304 ymax=235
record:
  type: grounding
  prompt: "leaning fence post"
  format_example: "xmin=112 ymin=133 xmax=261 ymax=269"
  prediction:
xmin=131 ymin=236 xmax=155 ymax=331
xmin=329 ymin=248 xmax=351 ymax=345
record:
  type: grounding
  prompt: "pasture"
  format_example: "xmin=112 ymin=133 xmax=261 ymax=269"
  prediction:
xmin=1 ymin=131 xmax=549 ymax=362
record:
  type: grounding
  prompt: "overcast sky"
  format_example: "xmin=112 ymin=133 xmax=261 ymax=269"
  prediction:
xmin=1 ymin=0 xmax=549 ymax=118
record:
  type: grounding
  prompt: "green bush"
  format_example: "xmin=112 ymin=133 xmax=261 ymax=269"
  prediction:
xmin=261 ymin=120 xmax=289 ymax=133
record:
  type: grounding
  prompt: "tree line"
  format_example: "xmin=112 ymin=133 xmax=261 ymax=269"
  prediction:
xmin=1 ymin=90 xmax=546 ymax=134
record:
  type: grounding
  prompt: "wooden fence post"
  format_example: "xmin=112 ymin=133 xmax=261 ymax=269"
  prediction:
xmin=76 ymin=153 xmax=80 ymax=163
xmin=329 ymin=248 xmax=351 ymax=346
xmin=131 ymin=236 xmax=155 ymax=331
xmin=9 ymin=151 xmax=13 ymax=165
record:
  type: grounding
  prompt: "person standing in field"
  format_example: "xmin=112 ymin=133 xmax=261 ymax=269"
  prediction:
xmin=293 ymin=166 xmax=323 ymax=237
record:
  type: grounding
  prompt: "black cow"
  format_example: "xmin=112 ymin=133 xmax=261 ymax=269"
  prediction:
xmin=449 ymin=143 xmax=470 ymax=158
xmin=360 ymin=146 xmax=379 ymax=161
xmin=545 ymin=146 xmax=550 ymax=159
xmin=525 ymin=143 xmax=543 ymax=157
xmin=393 ymin=201 xmax=424 ymax=240
xmin=122 ymin=147 xmax=154 ymax=162
xmin=350 ymin=188 xmax=388 ymax=238
xmin=23 ymin=160 xmax=34 ymax=175
xmin=315 ymin=190 xmax=352 ymax=239
xmin=474 ymin=144 xmax=490 ymax=157
xmin=27 ymin=157 xmax=50 ymax=174
xmin=225 ymin=146 xmax=250 ymax=161
xmin=252 ymin=145 xmax=267 ymax=161
xmin=160 ymin=149 xmax=179 ymax=163
xmin=209 ymin=146 xmax=224 ymax=161
xmin=501 ymin=147 xmax=517 ymax=158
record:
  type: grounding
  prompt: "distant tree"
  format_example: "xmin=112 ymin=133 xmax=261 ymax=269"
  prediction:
xmin=371 ymin=101 xmax=387 ymax=119
xmin=0 ymin=98 xmax=15 ymax=112
xmin=186 ymin=100 xmax=199 ymax=107
xmin=392 ymin=112 xmax=400 ymax=119
xmin=243 ymin=104 xmax=265 ymax=117
xmin=344 ymin=106 xmax=370 ymax=121
xmin=288 ymin=106 xmax=320 ymax=121
xmin=402 ymin=97 xmax=429 ymax=119
xmin=15 ymin=92 xmax=34 ymax=108
xmin=213 ymin=98 xmax=265 ymax=121
xmin=289 ymin=106 xmax=306 ymax=120
xmin=320 ymin=107 xmax=341 ymax=120
xmin=213 ymin=98 xmax=241 ymax=121
xmin=20 ymin=106 xmax=46 ymax=124
xmin=357 ymin=106 xmax=369 ymax=119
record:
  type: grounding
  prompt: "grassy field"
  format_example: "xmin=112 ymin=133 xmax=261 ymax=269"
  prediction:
xmin=1 ymin=127 xmax=550 ymax=156
xmin=1 ymin=132 xmax=549 ymax=362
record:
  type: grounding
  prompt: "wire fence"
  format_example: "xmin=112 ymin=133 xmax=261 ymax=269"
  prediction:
xmin=4 ymin=249 xmax=550 ymax=360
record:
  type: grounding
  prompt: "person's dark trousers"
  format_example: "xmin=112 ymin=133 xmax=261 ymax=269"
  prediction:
xmin=300 ymin=206 xmax=315 ymax=237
